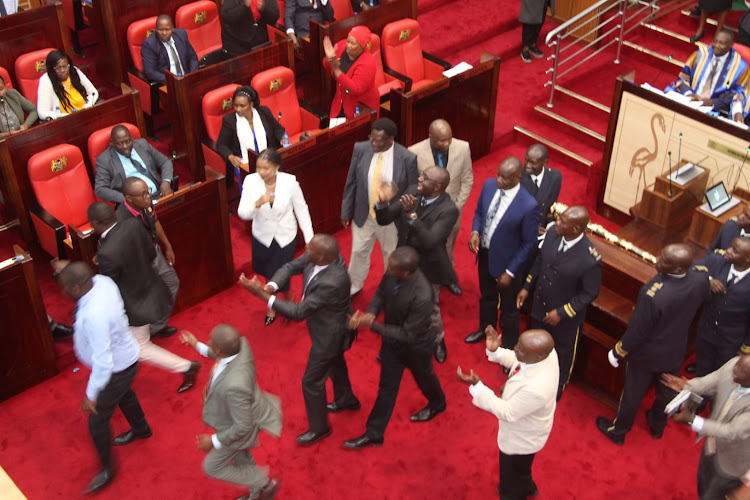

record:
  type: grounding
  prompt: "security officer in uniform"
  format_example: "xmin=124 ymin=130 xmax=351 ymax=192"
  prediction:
xmin=695 ymin=237 xmax=750 ymax=377
xmin=516 ymin=206 xmax=602 ymax=400
xmin=709 ymin=203 xmax=750 ymax=252
xmin=596 ymin=243 xmax=710 ymax=445
xmin=519 ymin=144 xmax=562 ymax=232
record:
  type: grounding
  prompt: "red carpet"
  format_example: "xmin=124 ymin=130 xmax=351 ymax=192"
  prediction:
xmin=0 ymin=1 xmax=709 ymax=498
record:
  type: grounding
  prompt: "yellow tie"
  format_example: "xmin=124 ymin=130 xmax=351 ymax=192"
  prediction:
xmin=369 ymin=153 xmax=384 ymax=219
xmin=202 ymin=360 xmax=220 ymax=403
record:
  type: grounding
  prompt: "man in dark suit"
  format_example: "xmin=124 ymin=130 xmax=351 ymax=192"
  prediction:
xmin=597 ymin=244 xmax=709 ymax=445
xmin=88 ymin=202 xmax=199 ymax=394
xmin=95 ymin=125 xmax=174 ymax=204
xmin=520 ymin=144 xmax=562 ymax=232
xmin=284 ymin=0 xmax=334 ymax=48
xmin=374 ymin=166 xmax=458 ymax=363
xmin=341 ymin=117 xmax=419 ymax=296
xmin=709 ymin=203 xmax=750 ymax=252
xmin=221 ymin=0 xmax=280 ymax=57
xmin=141 ymin=15 xmax=199 ymax=85
xmin=695 ymin=237 xmax=750 ymax=377
xmin=466 ymin=157 xmax=540 ymax=348
xmin=517 ymin=206 xmax=602 ymax=400
xmin=239 ymin=234 xmax=359 ymax=446
xmin=343 ymin=246 xmax=447 ymax=449
xmin=181 ymin=325 xmax=282 ymax=500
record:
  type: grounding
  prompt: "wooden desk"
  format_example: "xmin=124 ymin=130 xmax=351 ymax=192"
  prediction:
xmin=0 ymin=3 xmax=72 ymax=88
xmin=164 ymin=40 xmax=295 ymax=181
xmin=635 ymin=164 xmax=708 ymax=229
xmin=0 ymin=90 xmax=146 ymax=247
xmin=689 ymin=189 xmax=750 ymax=248
xmin=0 ymin=245 xmax=55 ymax=402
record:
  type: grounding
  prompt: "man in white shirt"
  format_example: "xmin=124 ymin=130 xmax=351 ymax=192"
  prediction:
xmin=0 ymin=0 xmax=18 ymax=16
xmin=56 ymin=262 xmax=151 ymax=495
xmin=458 ymin=327 xmax=558 ymax=500
xmin=141 ymin=14 xmax=200 ymax=85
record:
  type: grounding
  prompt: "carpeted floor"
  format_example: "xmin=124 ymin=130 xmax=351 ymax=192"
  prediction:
xmin=0 ymin=0 xmax=717 ymax=498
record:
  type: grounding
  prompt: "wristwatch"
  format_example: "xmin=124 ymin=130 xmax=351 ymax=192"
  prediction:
xmin=407 ymin=211 xmax=418 ymax=221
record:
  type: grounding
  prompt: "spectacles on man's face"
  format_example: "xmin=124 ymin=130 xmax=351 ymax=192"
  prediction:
xmin=54 ymin=64 xmax=70 ymax=72
xmin=132 ymin=191 xmax=151 ymax=200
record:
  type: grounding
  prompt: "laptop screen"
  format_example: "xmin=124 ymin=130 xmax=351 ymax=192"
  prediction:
xmin=705 ymin=182 xmax=730 ymax=211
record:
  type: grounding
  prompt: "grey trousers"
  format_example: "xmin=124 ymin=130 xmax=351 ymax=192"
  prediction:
xmin=203 ymin=446 xmax=268 ymax=493
xmin=150 ymin=245 xmax=180 ymax=334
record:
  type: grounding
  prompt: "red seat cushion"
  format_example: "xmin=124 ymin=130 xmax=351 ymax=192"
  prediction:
xmin=251 ymin=67 xmax=302 ymax=137
xmin=368 ymin=33 xmax=404 ymax=97
xmin=14 ymin=48 xmax=55 ymax=104
xmin=382 ymin=19 xmax=426 ymax=83
xmin=175 ymin=1 xmax=222 ymax=60
xmin=87 ymin=123 xmax=141 ymax=172
xmin=127 ymin=16 xmax=158 ymax=72
xmin=202 ymin=83 xmax=240 ymax=142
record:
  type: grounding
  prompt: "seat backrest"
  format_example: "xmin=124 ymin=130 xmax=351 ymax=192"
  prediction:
xmin=202 ymin=83 xmax=240 ymax=142
xmin=14 ymin=48 xmax=54 ymax=104
xmin=0 ymin=66 xmax=12 ymax=89
xmin=251 ymin=66 xmax=301 ymax=136
xmin=330 ymin=0 xmax=354 ymax=20
xmin=734 ymin=43 xmax=750 ymax=66
xmin=128 ymin=16 xmax=159 ymax=72
xmin=87 ymin=123 xmax=142 ymax=172
xmin=175 ymin=1 xmax=222 ymax=59
xmin=381 ymin=19 xmax=424 ymax=82
xmin=28 ymin=143 xmax=96 ymax=228
xmin=368 ymin=33 xmax=386 ymax=87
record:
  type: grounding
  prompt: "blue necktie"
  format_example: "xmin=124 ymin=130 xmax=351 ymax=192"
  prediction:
xmin=437 ymin=153 xmax=445 ymax=167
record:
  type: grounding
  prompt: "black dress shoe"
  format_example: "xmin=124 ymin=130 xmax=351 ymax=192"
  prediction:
xmin=689 ymin=5 xmax=701 ymax=17
xmin=465 ymin=330 xmax=486 ymax=343
xmin=689 ymin=32 xmax=704 ymax=43
xmin=51 ymin=323 xmax=74 ymax=339
xmin=596 ymin=416 xmax=624 ymax=445
xmin=343 ymin=434 xmax=384 ymax=450
xmin=645 ymin=409 xmax=664 ymax=439
xmin=83 ymin=468 xmax=113 ymax=494
xmin=255 ymin=478 xmax=282 ymax=500
xmin=528 ymin=479 xmax=539 ymax=497
xmin=296 ymin=428 xmax=331 ymax=445
xmin=434 ymin=339 xmax=447 ymax=363
xmin=113 ymin=428 xmax=152 ymax=446
xmin=152 ymin=326 xmax=178 ymax=337
xmin=410 ymin=404 xmax=446 ymax=422
xmin=326 ymin=399 xmax=361 ymax=413
xmin=264 ymin=315 xmax=276 ymax=326
xmin=447 ymin=283 xmax=463 ymax=295
xmin=178 ymin=361 xmax=201 ymax=393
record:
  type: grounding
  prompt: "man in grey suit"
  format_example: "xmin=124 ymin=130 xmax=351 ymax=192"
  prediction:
xmin=181 ymin=324 xmax=282 ymax=500
xmin=341 ymin=118 xmax=419 ymax=296
xmin=239 ymin=234 xmax=359 ymax=446
xmin=663 ymin=355 xmax=750 ymax=500
xmin=284 ymin=0 xmax=334 ymax=48
xmin=95 ymin=125 xmax=175 ymax=204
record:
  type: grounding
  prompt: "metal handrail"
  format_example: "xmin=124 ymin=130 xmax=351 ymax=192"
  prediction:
xmin=545 ymin=0 xmax=614 ymax=46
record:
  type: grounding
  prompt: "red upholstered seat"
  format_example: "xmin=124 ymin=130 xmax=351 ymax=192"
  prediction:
xmin=87 ymin=123 xmax=141 ymax=174
xmin=175 ymin=1 xmax=222 ymax=61
xmin=28 ymin=144 xmax=96 ymax=258
xmin=14 ymin=48 xmax=55 ymax=104
xmin=126 ymin=17 xmax=160 ymax=134
xmin=0 ymin=66 xmax=12 ymax=88
xmin=368 ymin=33 xmax=405 ymax=100
xmin=251 ymin=66 xmax=322 ymax=143
xmin=201 ymin=83 xmax=240 ymax=171
xmin=330 ymin=0 xmax=354 ymax=19
xmin=127 ymin=17 xmax=158 ymax=72
xmin=381 ymin=19 xmax=447 ymax=91
xmin=735 ymin=43 xmax=750 ymax=66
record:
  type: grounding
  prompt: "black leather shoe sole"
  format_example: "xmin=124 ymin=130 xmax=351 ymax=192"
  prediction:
xmin=326 ymin=400 xmax=361 ymax=413
xmin=464 ymin=330 xmax=486 ymax=343
xmin=595 ymin=416 xmax=624 ymax=445
xmin=113 ymin=429 xmax=152 ymax=446
xmin=410 ymin=406 xmax=446 ymax=422
xmin=83 ymin=469 xmax=113 ymax=494
xmin=296 ymin=428 xmax=332 ymax=446
xmin=342 ymin=435 xmax=384 ymax=450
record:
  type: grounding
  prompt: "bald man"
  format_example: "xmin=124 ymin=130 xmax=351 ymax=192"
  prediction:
xmin=375 ymin=165 xmax=459 ymax=363
xmin=182 ymin=325 xmax=281 ymax=500
xmin=520 ymin=144 xmax=562 ymax=232
xmin=409 ymin=119 xmax=473 ymax=293
xmin=517 ymin=206 xmax=602 ymax=400
xmin=458 ymin=327 xmax=558 ymax=499
xmin=597 ymin=244 xmax=710 ymax=445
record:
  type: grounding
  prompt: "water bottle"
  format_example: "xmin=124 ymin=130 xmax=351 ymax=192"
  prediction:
xmin=354 ymin=106 xmax=361 ymax=117
xmin=369 ymin=0 xmax=375 ymax=6
xmin=55 ymin=105 xmax=61 ymax=117
xmin=281 ymin=132 xmax=290 ymax=148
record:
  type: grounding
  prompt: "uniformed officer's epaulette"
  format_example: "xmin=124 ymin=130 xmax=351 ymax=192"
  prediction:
xmin=525 ymin=274 xmax=533 ymax=283
xmin=588 ymin=246 xmax=601 ymax=261
xmin=692 ymin=265 xmax=709 ymax=273
xmin=713 ymin=248 xmax=726 ymax=255
xmin=645 ymin=281 xmax=663 ymax=298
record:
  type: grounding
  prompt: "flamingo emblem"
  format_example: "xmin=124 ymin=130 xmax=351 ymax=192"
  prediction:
xmin=629 ymin=113 xmax=666 ymax=195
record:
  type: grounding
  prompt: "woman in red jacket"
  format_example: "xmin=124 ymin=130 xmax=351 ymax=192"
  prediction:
xmin=322 ymin=26 xmax=380 ymax=119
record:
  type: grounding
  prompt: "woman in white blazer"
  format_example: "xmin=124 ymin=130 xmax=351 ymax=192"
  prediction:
xmin=37 ymin=50 xmax=98 ymax=121
xmin=237 ymin=148 xmax=314 ymax=325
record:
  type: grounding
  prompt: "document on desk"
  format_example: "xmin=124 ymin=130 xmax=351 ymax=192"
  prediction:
xmin=663 ymin=90 xmax=697 ymax=107
xmin=443 ymin=62 xmax=473 ymax=78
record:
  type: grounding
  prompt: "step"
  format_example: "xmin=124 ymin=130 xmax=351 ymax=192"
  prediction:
xmin=552 ymin=85 xmax=611 ymax=113
xmin=533 ymin=105 xmax=606 ymax=142
xmin=513 ymin=125 xmax=594 ymax=171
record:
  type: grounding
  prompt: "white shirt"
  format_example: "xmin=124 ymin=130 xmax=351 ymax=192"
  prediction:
xmin=74 ymin=275 xmax=140 ymax=400
xmin=1 ymin=0 xmax=18 ymax=15
xmin=558 ymin=231 xmax=585 ymax=252
xmin=475 ymin=183 xmax=521 ymax=276
xmin=692 ymin=384 xmax=750 ymax=432
xmin=728 ymin=264 xmax=750 ymax=284
xmin=100 ymin=222 xmax=117 ymax=239
xmin=367 ymin=143 xmax=395 ymax=207
xmin=694 ymin=52 xmax=728 ymax=97
xmin=161 ymin=38 xmax=184 ymax=76
xmin=530 ymin=168 xmax=545 ymax=188
xmin=267 ymin=263 xmax=329 ymax=307
xmin=195 ymin=341 xmax=239 ymax=449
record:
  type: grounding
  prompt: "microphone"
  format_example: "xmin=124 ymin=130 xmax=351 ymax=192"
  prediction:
xmin=653 ymin=54 xmax=673 ymax=85
xmin=733 ymin=146 xmax=750 ymax=197
xmin=0 ymin=97 xmax=12 ymax=135
xmin=668 ymin=151 xmax=674 ymax=199
xmin=676 ymin=132 xmax=683 ymax=177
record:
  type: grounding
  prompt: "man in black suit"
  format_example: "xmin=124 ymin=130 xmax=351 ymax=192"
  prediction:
xmin=94 ymin=126 xmax=175 ymax=204
xmin=141 ymin=15 xmax=199 ymax=84
xmin=88 ymin=202 xmax=199 ymax=394
xmin=709 ymin=203 xmax=750 ymax=252
xmin=221 ymin=0 xmax=280 ymax=57
xmin=517 ymin=206 xmax=602 ymax=400
xmin=596 ymin=244 xmax=709 ymax=445
xmin=520 ymin=144 xmax=562 ymax=232
xmin=374 ymin=166 xmax=458 ymax=364
xmin=343 ymin=246 xmax=446 ymax=449
xmin=341 ymin=118 xmax=419 ymax=296
xmin=695 ymin=237 xmax=750 ymax=376
xmin=284 ymin=0 xmax=334 ymax=48
xmin=239 ymin=234 xmax=359 ymax=446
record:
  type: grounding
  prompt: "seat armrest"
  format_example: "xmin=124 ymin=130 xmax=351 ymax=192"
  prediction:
xmin=423 ymin=51 xmax=452 ymax=70
xmin=69 ymin=224 xmax=99 ymax=268
xmin=29 ymin=204 xmax=67 ymax=258
xmin=299 ymin=100 xmax=327 ymax=129
xmin=423 ymin=52 xmax=451 ymax=81
xmin=127 ymin=68 xmax=161 ymax=115
xmin=383 ymin=66 xmax=413 ymax=93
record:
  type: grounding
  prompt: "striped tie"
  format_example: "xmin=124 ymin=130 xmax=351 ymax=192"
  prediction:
xmin=202 ymin=361 xmax=220 ymax=402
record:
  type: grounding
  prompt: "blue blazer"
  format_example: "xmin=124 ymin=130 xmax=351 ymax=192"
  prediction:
xmin=472 ymin=178 xmax=539 ymax=277
xmin=141 ymin=28 xmax=199 ymax=84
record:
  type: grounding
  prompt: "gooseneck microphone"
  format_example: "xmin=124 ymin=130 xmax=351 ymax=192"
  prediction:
xmin=668 ymin=151 xmax=674 ymax=199
xmin=676 ymin=133 xmax=683 ymax=177
xmin=0 ymin=97 xmax=12 ymax=135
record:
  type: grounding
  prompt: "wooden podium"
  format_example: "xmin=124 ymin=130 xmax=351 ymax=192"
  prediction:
xmin=689 ymin=187 xmax=750 ymax=248
xmin=635 ymin=162 xmax=708 ymax=229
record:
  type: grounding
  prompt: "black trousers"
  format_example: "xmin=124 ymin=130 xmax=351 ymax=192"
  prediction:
xmin=522 ymin=23 xmax=544 ymax=48
xmin=695 ymin=334 xmax=740 ymax=377
xmin=498 ymin=451 xmax=535 ymax=500
xmin=88 ymin=362 xmax=150 ymax=470
xmin=610 ymin=360 xmax=678 ymax=437
xmin=697 ymin=447 xmax=743 ymax=500
xmin=365 ymin=339 xmax=446 ymax=440
xmin=302 ymin=348 xmax=355 ymax=433
xmin=531 ymin=318 xmax=582 ymax=400
xmin=478 ymin=249 xmax=522 ymax=350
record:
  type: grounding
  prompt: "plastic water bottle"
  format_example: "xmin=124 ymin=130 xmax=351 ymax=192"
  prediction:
xmin=281 ymin=132 xmax=290 ymax=148
xmin=354 ymin=106 xmax=361 ymax=117
xmin=369 ymin=0 xmax=375 ymax=6
xmin=55 ymin=105 xmax=61 ymax=117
